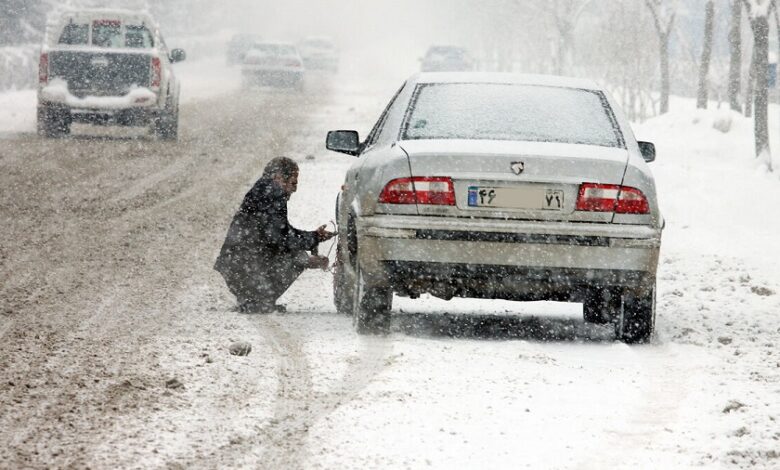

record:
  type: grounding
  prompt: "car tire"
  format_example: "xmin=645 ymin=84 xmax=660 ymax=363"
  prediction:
xmin=333 ymin=245 xmax=354 ymax=315
xmin=583 ymin=287 xmax=621 ymax=324
xmin=352 ymin=263 xmax=392 ymax=335
xmin=615 ymin=284 xmax=656 ymax=344
xmin=37 ymin=105 xmax=71 ymax=138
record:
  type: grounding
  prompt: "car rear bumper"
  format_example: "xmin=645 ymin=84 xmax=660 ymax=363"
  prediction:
xmin=39 ymin=103 xmax=159 ymax=126
xmin=242 ymin=68 xmax=303 ymax=83
xmin=39 ymin=83 xmax=159 ymax=111
xmin=356 ymin=215 xmax=661 ymax=294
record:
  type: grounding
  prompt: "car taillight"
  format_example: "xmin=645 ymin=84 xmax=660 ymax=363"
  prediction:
xmin=576 ymin=183 xmax=650 ymax=214
xmin=378 ymin=177 xmax=455 ymax=206
xmin=39 ymin=53 xmax=48 ymax=84
xmin=283 ymin=59 xmax=302 ymax=67
xmin=151 ymin=57 xmax=161 ymax=88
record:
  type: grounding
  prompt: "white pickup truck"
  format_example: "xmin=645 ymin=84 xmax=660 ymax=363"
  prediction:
xmin=37 ymin=9 xmax=185 ymax=140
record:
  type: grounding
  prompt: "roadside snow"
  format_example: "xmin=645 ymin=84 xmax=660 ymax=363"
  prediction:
xmin=0 ymin=89 xmax=36 ymax=134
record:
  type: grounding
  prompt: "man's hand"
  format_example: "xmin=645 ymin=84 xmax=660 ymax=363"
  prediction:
xmin=307 ymin=255 xmax=329 ymax=270
xmin=316 ymin=224 xmax=336 ymax=242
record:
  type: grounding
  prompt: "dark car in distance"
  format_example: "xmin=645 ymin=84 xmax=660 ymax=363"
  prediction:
xmin=420 ymin=46 xmax=475 ymax=72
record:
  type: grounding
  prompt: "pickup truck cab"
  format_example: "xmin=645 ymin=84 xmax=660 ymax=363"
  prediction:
xmin=37 ymin=9 xmax=186 ymax=139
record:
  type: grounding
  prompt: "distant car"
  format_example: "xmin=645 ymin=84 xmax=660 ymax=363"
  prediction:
xmin=241 ymin=42 xmax=305 ymax=90
xmin=297 ymin=36 xmax=339 ymax=72
xmin=37 ymin=9 xmax=185 ymax=139
xmin=420 ymin=46 xmax=474 ymax=72
xmin=227 ymin=33 xmax=261 ymax=65
xmin=326 ymin=72 xmax=663 ymax=343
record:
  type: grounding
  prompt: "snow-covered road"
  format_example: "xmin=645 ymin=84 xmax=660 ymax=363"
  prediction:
xmin=0 ymin=60 xmax=778 ymax=469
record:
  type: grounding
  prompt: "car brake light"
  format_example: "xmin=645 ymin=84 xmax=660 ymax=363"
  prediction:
xmin=284 ymin=59 xmax=302 ymax=67
xmin=39 ymin=53 xmax=48 ymax=84
xmin=576 ymin=183 xmax=650 ymax=214
xmin=151 ymin=57 xmax=161 ymax=88
xmin=379 ymin=177 xmax=455 ymax=206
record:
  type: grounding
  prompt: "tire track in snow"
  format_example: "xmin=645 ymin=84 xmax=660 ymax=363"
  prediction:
xmin=200 ymin=316 xmax=392 ymax=469
xmin=258 ymin=318 xmax=393 ymax=469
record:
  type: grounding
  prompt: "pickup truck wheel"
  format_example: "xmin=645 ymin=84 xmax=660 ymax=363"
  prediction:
xmin=583 ymin=287 xmax=621 ymax=324
xmin=352 ymin=263 xmax=392 ymax=335
xmin=615 ymin=284 xmax=656 ymax=344
xmin=152 ymin=103 xmax=178 ymax=141
xmin=37 ymin=105 xmax=70 ymax=138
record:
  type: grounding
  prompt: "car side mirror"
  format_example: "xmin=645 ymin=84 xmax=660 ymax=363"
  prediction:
xmin=170 ymin=48 xmax=186 ymax=63
xmin=638 ymin=141 xmax=655 ymax=163
xmin=327 ymin=130 xmax=360 ymax=156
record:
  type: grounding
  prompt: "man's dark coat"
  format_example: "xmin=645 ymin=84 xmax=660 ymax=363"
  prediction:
xmin=214 ymin=176 xmax=318 ymax=303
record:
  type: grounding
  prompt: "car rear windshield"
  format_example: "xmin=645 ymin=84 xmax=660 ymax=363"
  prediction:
xmin=403 ymin=83 xmax=623 ymax=148
xmin=57 ymin=20 xmax=153 ymax=48
xmin=427 ymin=47 xmax=466 ymax=59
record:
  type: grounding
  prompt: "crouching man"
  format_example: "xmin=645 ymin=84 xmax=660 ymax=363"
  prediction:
xmin=215 ymin=157 xmax=335 ymax=313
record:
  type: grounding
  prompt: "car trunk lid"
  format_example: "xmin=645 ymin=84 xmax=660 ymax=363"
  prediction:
xmin=398 ymin=139 xmax=629 ymax=223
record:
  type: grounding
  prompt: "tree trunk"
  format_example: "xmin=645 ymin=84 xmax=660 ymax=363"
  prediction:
xmin=697 ymin=1 xmax=715 ymax=109
xmin=728 ymin=0 xmax=743 ymax=111
xmin=746 ymin=42 xmax=756 ymax=117
xmin=751 ymin=15 xmax=770 ymax=164
xmin=660 ymin=32 xmax=671 ymax=114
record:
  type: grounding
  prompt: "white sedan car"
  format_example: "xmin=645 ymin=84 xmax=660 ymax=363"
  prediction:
xmin=327 ymin=73 xmax=663 ymax=343
xmin=241 ymin=42 xmax=305 ymax=90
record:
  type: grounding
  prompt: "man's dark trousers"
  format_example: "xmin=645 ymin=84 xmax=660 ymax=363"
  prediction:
xmin=222 ymin=254 xmax=306 ymax=309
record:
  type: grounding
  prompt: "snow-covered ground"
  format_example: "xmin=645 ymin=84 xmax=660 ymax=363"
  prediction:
xmin=1 ymin=58 xmax=778 ymax=468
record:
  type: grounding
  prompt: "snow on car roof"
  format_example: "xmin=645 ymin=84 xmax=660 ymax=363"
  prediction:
xmin=56 ymin=9 xmax=156 ymax=26
xmin=413 ymin=72 xmax=601 ymax=91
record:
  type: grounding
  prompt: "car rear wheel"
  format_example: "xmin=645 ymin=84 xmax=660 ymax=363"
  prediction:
xmin=583 ymin=287 xmax=621 ymax=324
xmin=352 ymin=263 xmax=392 ymax=335
xmin=615 ymin=284 xmax=656 ymax=344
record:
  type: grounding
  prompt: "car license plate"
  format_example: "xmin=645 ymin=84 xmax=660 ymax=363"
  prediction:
xmin=467 ymin=186 xmax=564 ymax=210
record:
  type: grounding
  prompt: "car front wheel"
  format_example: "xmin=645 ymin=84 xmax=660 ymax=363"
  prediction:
xmin=333 ymin=245 xmax=354 ymax=315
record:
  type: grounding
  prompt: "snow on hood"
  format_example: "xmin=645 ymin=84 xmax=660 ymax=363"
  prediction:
xmin=40 ymin=78 xmax=157 ymax=109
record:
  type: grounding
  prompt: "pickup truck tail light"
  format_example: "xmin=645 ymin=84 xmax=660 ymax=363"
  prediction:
xmin=39 ymin=53 xmax=48 ymax=84
xmin=379 ymin=177 xmax=456 ymax=206
xmin=151 ymin=57 xmax=161 ymax=88
xmin=576 ymin=183 xmax=650 ymax=214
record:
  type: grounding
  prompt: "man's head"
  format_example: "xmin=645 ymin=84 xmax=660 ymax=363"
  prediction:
xmin=263 ymin=157 xmax=299 ymax=197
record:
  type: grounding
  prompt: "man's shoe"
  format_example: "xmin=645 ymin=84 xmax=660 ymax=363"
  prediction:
xmin=271 ymin=304 xmax=287 ymax=314
xmin=237 ymin=302 xmax=286 ymax=314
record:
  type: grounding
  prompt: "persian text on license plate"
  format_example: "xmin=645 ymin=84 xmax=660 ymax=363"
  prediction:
xmin=467 ymin=186 xmax=564 ymax=211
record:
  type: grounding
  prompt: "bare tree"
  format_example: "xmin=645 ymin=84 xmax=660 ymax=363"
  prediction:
xmin=697 ymin=1 xmax=715 ymax=108
xmin=742 ymin=0 xmax=773 ymax=171
xmin=537 ymin=0 xmax=593 ymax=75
xmin=644 ymin=0 xmax=677 ymax=114
xmin=728 ymin=0 xmax=743 ymax=111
